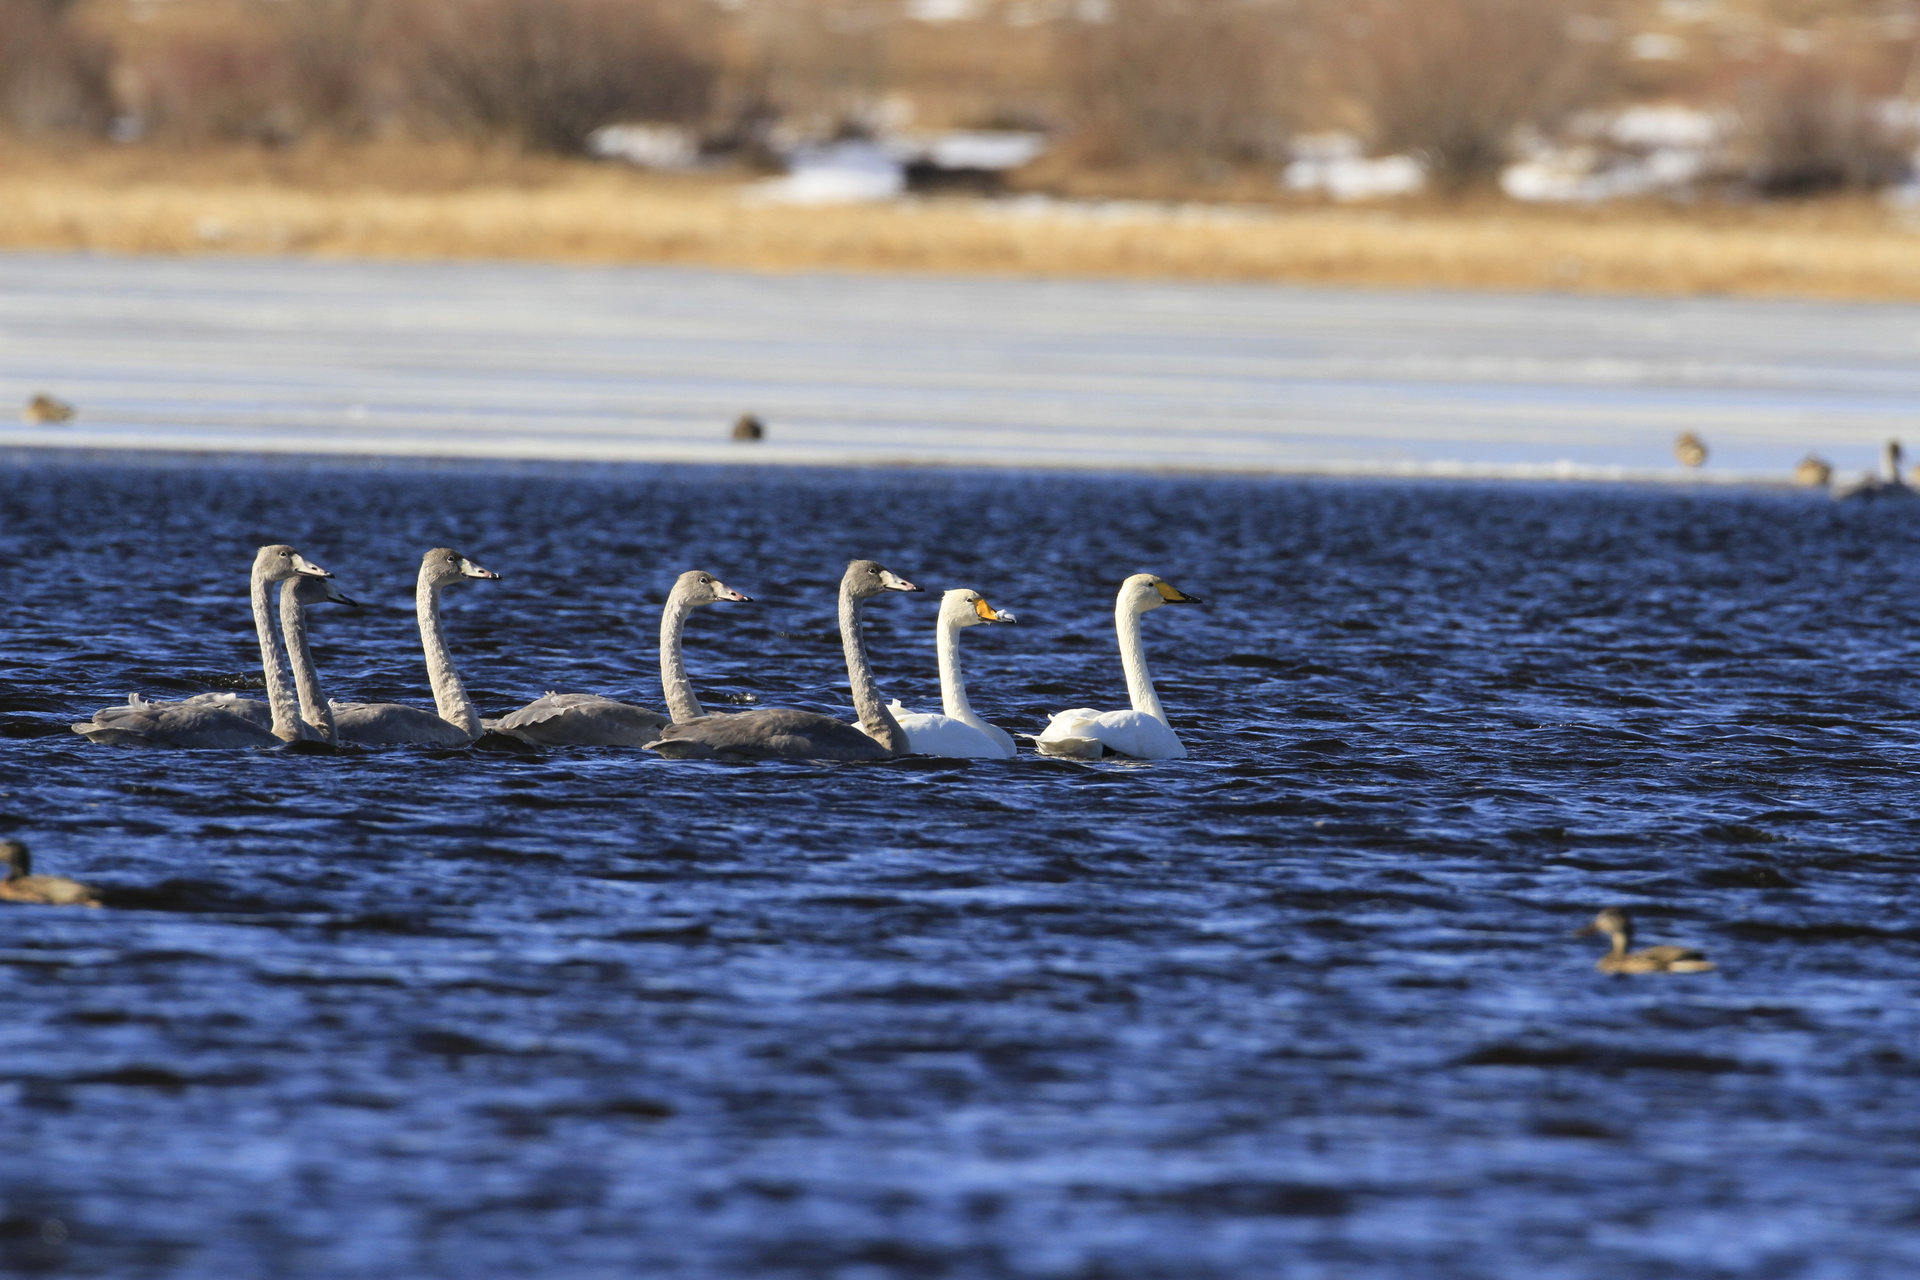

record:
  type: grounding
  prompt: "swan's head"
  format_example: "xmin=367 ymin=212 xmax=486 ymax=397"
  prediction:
xmin=256 ymin=544 xmax=333 ymax=584
xmin=288 ymin=576 xmax=361 ymax=608
xmin=943 ymin=588 xmax=1015 ymax=627
xmin=423 ymin=547 xmax=501 ymax=589
xmin=1122 ymin=573 xmax=1202 ymax=612
xmin=845 ymin=559 xmax=920 ymax=601
xmin=1574 ymin=907 xmax=1633 ymax=946
xmin=676 ymin=569 xmax=752 ymax=607
xmin=0 ymin=838 xmax=28 ymax=879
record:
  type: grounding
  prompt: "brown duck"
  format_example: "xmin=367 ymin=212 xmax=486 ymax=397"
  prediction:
xmin=0 ymin=839 xmax=101 ymax=907
xmin=1575 ymin=907 xmax=1712 ymax=974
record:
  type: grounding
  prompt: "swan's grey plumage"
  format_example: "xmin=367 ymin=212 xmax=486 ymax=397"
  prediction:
xmin=72 ymin=545 xmax=333 ymax=748
xmin=330 ymin=548 xmax=498 ymax=746
xmin=128 ymin=575 xmax=359 ymax=740
xmin=647 ymin=560 xmax=918 ymax=760
xmin=490 ymin=570 xmax=749 ymax=745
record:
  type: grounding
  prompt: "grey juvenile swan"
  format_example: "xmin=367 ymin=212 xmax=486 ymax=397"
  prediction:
xmin=491 ymin=569 xmax=751 ymax=745
xmin=130 ymin=573 xmax=360 ymax=742
xmin=329 ymin=547 xmax=499 ymax=746
xmin=646 ymin=559 xmax=919 ymax=760
xmin=72 ymin=544 xmax=333 ymax=748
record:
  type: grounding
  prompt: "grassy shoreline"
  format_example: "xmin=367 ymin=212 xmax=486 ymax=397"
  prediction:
xmin=6 ymin=143 xmax=1920 ymax=301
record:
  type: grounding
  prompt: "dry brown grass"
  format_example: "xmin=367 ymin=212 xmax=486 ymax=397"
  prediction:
xmin=6 ymin=141 xmax=1920 ymax=300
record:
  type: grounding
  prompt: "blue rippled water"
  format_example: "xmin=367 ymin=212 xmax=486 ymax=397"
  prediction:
xmin=4 ymin=455 xmax=1920 ymax=1279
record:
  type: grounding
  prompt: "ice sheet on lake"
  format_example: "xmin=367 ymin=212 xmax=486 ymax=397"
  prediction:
xmin=2 ymin=254 xmax=1919 ymax=482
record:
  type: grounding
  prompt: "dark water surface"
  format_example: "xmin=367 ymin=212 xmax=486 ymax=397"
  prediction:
xmin=3 ymin=457 xmax=1919 ymax=1279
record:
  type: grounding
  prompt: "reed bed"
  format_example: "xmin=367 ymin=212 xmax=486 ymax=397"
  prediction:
xmin=5 ymin=145 xmax=1920 ymax=300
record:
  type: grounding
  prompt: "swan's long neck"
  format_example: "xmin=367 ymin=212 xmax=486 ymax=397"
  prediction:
xmin=659 ymin=584 xmax=704 ymax=723
xmin=417 ymin=571 xmax=481 ymax=739
xmin=842 ymin=585 xmax=906 ymax=753
xmin=252 ymin=568 xmax=304 ymax=742
xmin=1118 ymin=596 xmax=1169 ymax=723
xmin=936 ymin=615 xmax=981 ymax=725
xmin=279 ymin=581 xmax=335 ymax=743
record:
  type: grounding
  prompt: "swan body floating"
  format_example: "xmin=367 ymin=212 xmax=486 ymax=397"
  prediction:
xmin=1835 ymin=439 xmax=1912 ymax=502
xmin=0 ymin=839 xmax=99 ymax=907
xmin=1035 ymin=573 xmax=1201 ymax=761
xmin=647 ymin=560 xmax=918 ymax=761
xmin=125 ymin=574 xmax=361 ymax=742
xmin=72 ymin=545 xmax=333 ymax=748
xmin=491 ymin=570 xmax=749 ymax=745
xmin=330 ymin=548 xmax=498 ymax=746
xmin=887 ymin=589 xmax=1017 ymax=758
xmin=1575 ymin=908 xmax=1715 ymax=975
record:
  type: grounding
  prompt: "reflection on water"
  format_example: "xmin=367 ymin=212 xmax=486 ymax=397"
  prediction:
xmin=4 ymin=457 xmax=1920 ymax=1278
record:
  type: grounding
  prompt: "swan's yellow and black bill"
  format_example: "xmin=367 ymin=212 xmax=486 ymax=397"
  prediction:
xmin=1154 ymin=581 xmax=1202 ymax=604
xmin=974 ymin=597 xmax=1015 ymax=623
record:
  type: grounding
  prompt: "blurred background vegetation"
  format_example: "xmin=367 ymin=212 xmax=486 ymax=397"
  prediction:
xmin=4 ymin=0 xmax=1920 ymax=293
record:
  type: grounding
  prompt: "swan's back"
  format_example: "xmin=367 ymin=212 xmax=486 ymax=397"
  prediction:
xmin=490 ymin=693 xmax=667 ymax=746
xmin=72 ymin=700 xmax=280 ymax=748
xmin=888 ymin=701 xmax=1015 ymax=759
xmin=649 ymin=707 xmax=889 ymax=761
xmin=1037 ymin=708 xmax=1186 ymax=760
xmin=331 ymin=701 xmax=475 ymax=747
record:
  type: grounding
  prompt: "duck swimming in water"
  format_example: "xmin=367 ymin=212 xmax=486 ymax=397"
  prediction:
xmin=0 ymin=840 xmax=100 ymax=907
xmin=1575 ymin=907 xmax=1713 ymax=974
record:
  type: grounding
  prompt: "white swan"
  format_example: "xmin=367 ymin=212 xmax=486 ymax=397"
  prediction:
xmin=886 ymin=589 xmax=1017 ymax=758
xmin=1034 ymin=573 xmax=1201 ymax=760
xmin=490 ymin=570 xmax=750 ymax=745
xmin=72 ymin=545 xmax=333 ymax=748
xmin=329 ymin=547 xmax=498 ymax=746
xmin=647 ymin=560 xmax=919 ymax=760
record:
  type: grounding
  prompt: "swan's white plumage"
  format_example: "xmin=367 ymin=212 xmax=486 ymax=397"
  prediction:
xmin=1035 ymin=707 xmax=1186 ymax=760
xmin=885 ymin=588 xmax=1017 ymax=759
xmin=1033 ymin=573 xmax=1199 ymax=762
xmin=888 ymin=700 xmax=1014 ymax=758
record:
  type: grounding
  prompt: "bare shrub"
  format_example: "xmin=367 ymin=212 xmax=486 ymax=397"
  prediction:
xmin=395 ymin=0 xmax=718 ymax=154
xmin=120 ymin=0 xmax=384 ymax=145
xmin=0 ymin=0 xmax=112 ymax=136
xmin=1737 ymin=57 xmax=1914 ymax=197
xmin=137 ymin=27 xmax=301 ymax=145
xmin=276 ymin=0 xmax=385 ymax=139
xmin=1338 ymin=0 xmax=1615 ymax=192
xmin=1053 ymin=0 xmax=1304 ymax=173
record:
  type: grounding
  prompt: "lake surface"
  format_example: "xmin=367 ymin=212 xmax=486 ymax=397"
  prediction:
xmin=4 ymin=456 xmax=1920 ymax=1278
xmin=3 ymin=253 xmax=1920 ymax=478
